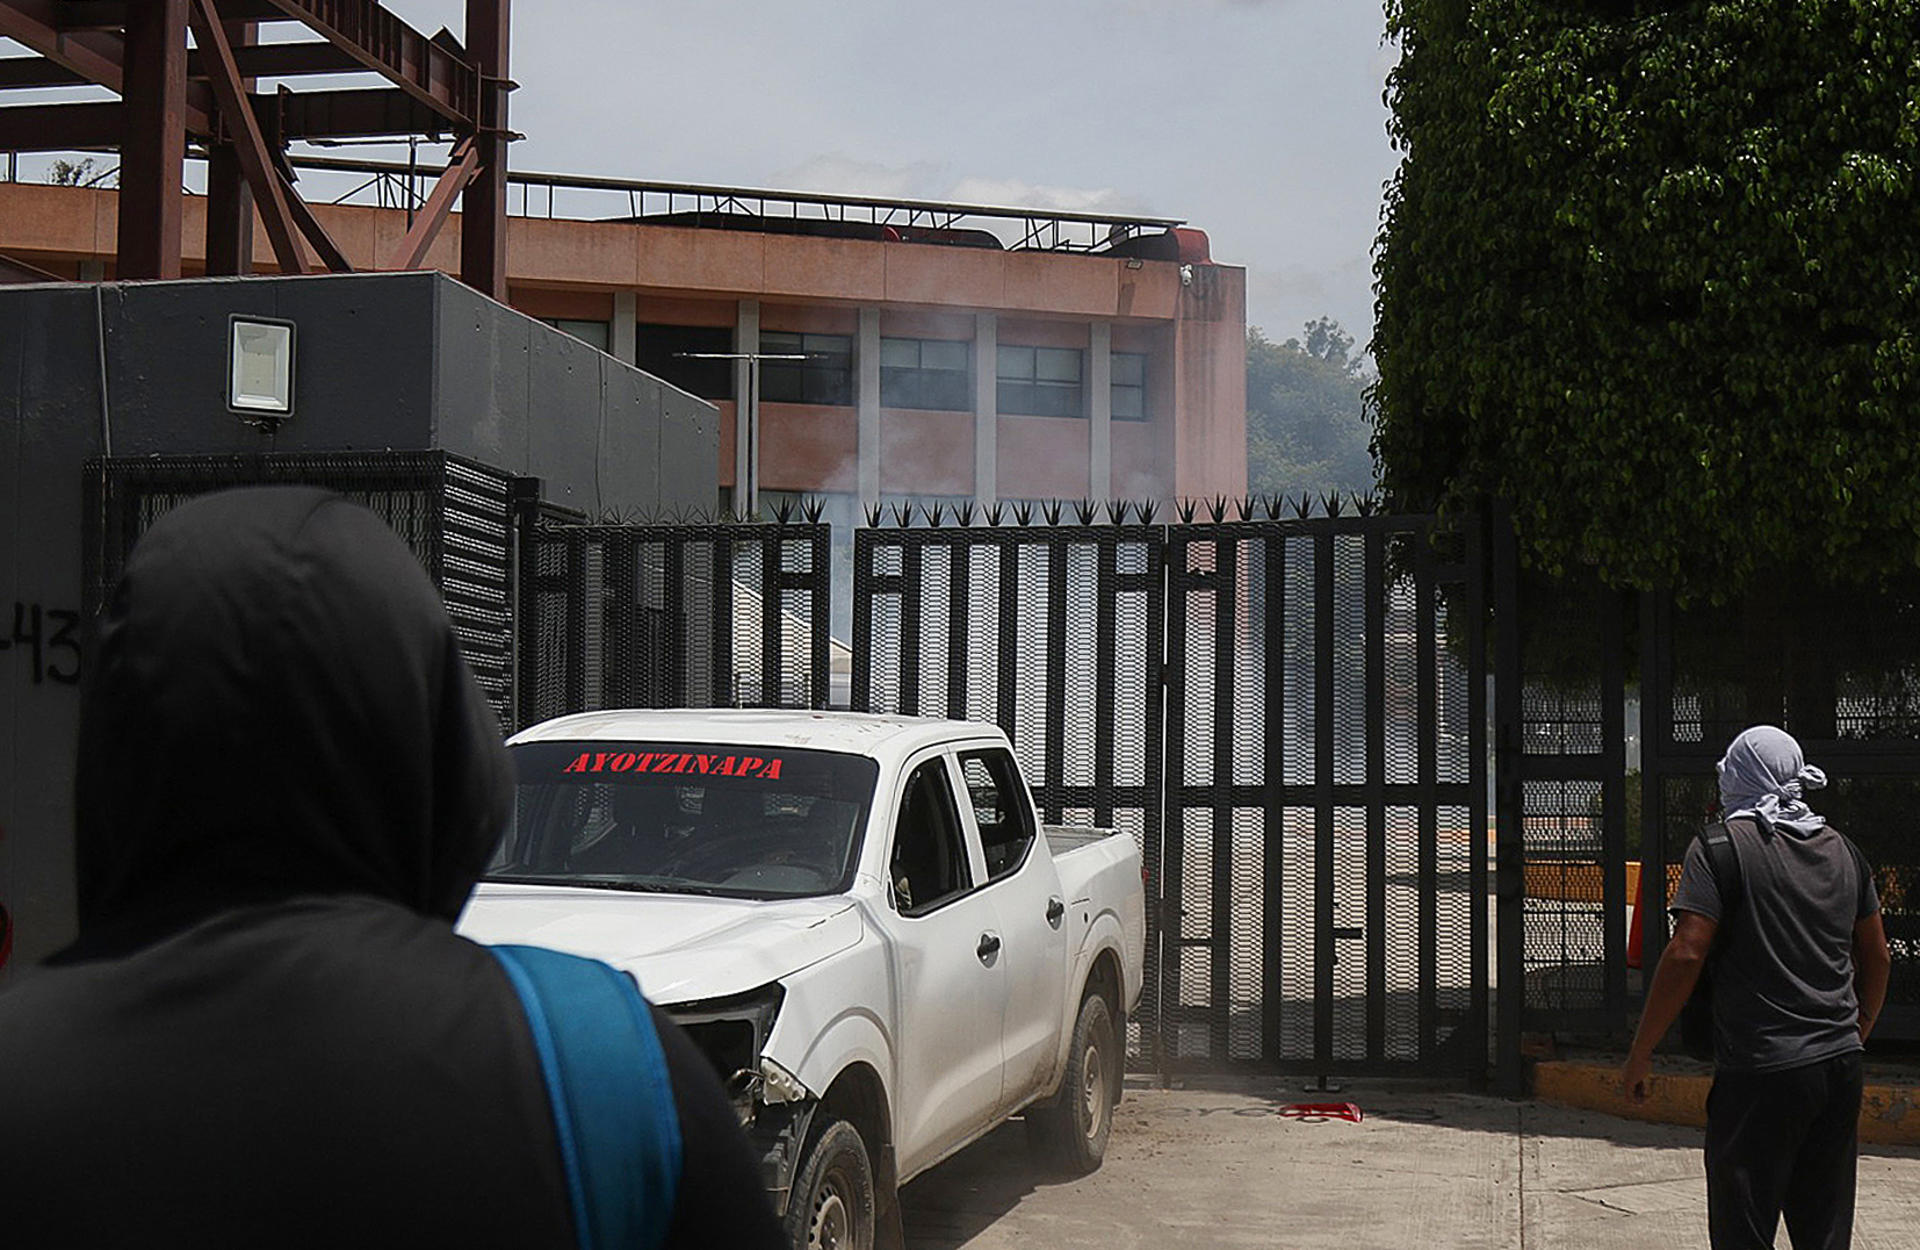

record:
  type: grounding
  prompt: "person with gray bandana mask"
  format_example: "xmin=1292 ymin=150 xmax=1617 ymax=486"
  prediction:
xmin=1621 ymin=725 xmax=1892 ymax=1249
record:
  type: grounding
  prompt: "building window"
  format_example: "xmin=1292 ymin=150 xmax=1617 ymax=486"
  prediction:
xmin=997 ymin=344 xmax=1083 ymax=418
xmin=636 ymin=323 xmax=734 ymax=400
xmin=880 ymin=337 xmax=971 ymax=411
xmin=760 ymin=331 xmax=853 ymax=406
xmin=539 ymin=318 xmax=611 ymax=353
xmin=1112 ymin=351 xmax=1148 ymax=421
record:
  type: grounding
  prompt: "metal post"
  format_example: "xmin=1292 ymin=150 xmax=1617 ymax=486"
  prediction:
xmin=204 ymin=16 xmax=256 ymax=276
xmin=1466 ymin=510 xmax=1491 ymax=1090
xmin=1313 ymin=529 xmax=1336 ymax=1082
xmin=118 ymin=0 xmax=188 ymax=279
xmin=1492 ymin=502 xmax=1526 ymax=1096
xmin=745 ymin=354 xmax=761 ymax=519
xmin=677 ymin=348 xmax=800 ymax=520
xmin=461 ymin=0 xmax=510 ymax=299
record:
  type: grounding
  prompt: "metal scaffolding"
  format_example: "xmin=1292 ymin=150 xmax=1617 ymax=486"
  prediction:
xmin=0 ymin=0 xmax=512 ymax=294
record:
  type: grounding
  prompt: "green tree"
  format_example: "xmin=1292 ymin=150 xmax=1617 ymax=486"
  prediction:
xmin=1373 ymin=0 xmax=1920 ymax=600
xmin=1247 ymin=319 xmax=1378 ymax=500
xmin=45 ymin=158 xmax=99 ymax=187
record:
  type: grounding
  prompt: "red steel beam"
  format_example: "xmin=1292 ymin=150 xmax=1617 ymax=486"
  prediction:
xmin=257 ymin=0 xmax=477 ymax=125
xmin=204 ymin=14 xmax=257 ymax=276
xmin=459 ymin=0 xmax=507 ymax=299
xmin=259 ymin=86 xmax=440 ymax=139
xmin=53 ymin=1 xmax=128 ymax=32
xmin=0 ymin=55 xmax=84 ymax=87
xmin=187 ymin=40 xmax=363 ymax=79
xmin=274 ymin=165 xmax=353 ymax=272
xmin=117 ymin=0 xmax=187 ymax=279
xmin=0 ymin=0 xmax=213 ymax=131
xmin=386 ymin=136 xmax=477 ymax=270
xmin=186 ymin=0 xmax=311 ymax=274
xmin=0 ymin=100 xmax=121 ymax=148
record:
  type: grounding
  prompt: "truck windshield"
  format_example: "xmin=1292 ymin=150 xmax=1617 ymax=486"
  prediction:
xmin=487 ymin=741 xmax=880 ymax=900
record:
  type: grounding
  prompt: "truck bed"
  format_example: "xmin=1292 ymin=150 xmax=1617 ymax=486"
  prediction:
xmin=1040 ymin=823 xmax=1122 ymax=855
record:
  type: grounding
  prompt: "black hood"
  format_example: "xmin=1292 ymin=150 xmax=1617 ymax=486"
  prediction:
xmin=69 ymin=487 xmax=512 ymax=949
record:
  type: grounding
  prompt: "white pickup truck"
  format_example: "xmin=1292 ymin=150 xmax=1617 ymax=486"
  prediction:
xmin=458 ymin=709 xmax=1146 ymax=1249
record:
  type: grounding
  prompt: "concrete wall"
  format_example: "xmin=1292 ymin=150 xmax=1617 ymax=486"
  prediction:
xmin=0 ymin=270 xmax=716 ymax=976
xmin=0 ymin=181 xmax=1249 ymax=507
xmin=432 ymin=276 xmax=716 ymax=516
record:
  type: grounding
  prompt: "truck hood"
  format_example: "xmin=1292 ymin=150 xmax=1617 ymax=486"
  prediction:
xmin=456 ymin=882 xmax=863 ymax=1004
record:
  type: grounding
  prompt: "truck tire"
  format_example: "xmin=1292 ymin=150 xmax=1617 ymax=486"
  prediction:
xmin=784 ymin=1116 xmax=876 ymax=1250
xmin=1025 ymin=991 xmax=1117 ymax=1175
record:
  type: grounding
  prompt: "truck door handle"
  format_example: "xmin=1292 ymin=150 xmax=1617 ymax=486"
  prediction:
xmin=976 ymin=932 xmax=1001 ymax=963
xmin=1046 ymin=897 xmax=1065 ymax=928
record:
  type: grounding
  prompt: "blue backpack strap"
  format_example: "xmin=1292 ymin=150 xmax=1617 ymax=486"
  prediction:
xmin=490 ymin=945 xmax=683 ymax=1250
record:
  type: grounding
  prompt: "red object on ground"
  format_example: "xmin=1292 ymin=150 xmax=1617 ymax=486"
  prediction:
xmin=1626 ymin=865 xmax=1645 ymax=969
xmin=1279 ymin=1103 xmax=1363 ymax=1123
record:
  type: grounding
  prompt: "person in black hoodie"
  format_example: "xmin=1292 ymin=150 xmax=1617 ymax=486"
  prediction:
xmin=0 ymin=487 xmax=784 ymax=1249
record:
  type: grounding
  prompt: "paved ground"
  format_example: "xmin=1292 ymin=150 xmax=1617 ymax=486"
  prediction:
xmin=899 ymin=1077 xmax=1920 ymax=1249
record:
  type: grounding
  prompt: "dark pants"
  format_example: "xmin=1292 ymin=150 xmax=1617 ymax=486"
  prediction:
xmin=1705 ymin=1051 xmax=1864 ymax=1250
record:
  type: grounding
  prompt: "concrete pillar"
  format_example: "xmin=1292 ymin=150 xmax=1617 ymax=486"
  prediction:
xmin=974 ymin=313 xmax=997 ymax=505
xmin=612 ymin=291 xmax=637 ymax=364
xmin=1089 ymin=321 xmax=1112 ymax=500
xmin=734 ymin=300 xmax=759 ymax=515
xmin=857 ymin=307 xmax=881 ymax=506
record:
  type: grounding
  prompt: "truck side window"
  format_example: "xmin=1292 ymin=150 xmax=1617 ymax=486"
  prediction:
xmin=961 ymin=749 xmax=1036 ymax=883
xmin=890 ymin=759 xmax=972 ymax=915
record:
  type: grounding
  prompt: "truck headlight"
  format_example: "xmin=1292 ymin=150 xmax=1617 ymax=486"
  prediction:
xmin=758 ymin=1056 xmax=809 ymax=1105
xmin=666 ymin=984 xmax=785 ymax=1127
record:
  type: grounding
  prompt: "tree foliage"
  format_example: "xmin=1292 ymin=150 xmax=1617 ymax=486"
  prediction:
xmin=1373 ymin=0 xmax=1920 ymax=599
xmin=1247 ymin=319 xmax=1379 ymax=499
xmin=45 ymin=157 xmax=100 ymax=187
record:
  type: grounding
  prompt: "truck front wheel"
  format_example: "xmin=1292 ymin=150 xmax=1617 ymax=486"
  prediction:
xmin=1025 ymin=991 xmax=1117 ymax=1175
xmin=784 ymin=1116 xmax=875 ymax=1250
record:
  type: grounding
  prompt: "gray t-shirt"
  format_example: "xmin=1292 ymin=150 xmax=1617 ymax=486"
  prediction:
xmin=1670 ymin=817 xmax=1880 ymax=1072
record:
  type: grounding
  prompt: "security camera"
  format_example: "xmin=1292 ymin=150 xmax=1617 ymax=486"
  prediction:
xmin=1179 ymin=264 xmax=1194 ymax=287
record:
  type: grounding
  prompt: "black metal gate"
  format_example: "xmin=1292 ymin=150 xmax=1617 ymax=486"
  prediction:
xmin=1161 ymin=511 xmax=1488 ymax=1076
xmin=851 ymin=508 xmax=1169 ymax=1058
xmin=85 ymin=452 xmax=519 ymax=728
xmin=1637 ymin=587 xmax=1920 ymax=1042
xmin=517 ymin=517 xmax=834 ymax=730
xmin=851 ymin=503 xmax=1490 ymax=1078
xmin=1494 ymin=528 xmax=1920 ymax=1090
xmin=1490 ymin=541 xmax=1632 ymax=1092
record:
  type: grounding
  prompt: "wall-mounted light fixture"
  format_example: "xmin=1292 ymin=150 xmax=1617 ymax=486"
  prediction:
xmin=228 ymin=315 xmax=296 ymax=428
xmin=1124 ymin=258 xmax=1144 ymax=270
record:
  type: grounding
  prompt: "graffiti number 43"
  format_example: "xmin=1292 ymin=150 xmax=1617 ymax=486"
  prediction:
xmin=3 ymin=602 xmax=82 ymax=686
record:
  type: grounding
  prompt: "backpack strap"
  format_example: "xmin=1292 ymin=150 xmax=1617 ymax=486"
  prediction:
xmin=1700 ymin=821 xmax=1745 ymax=933
xmin=490 ymin=945 xmax=683 ymax=1250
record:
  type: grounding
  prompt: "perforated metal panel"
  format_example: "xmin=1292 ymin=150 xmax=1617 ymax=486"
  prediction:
xmin=855 ymin=510 xmax=1489 ymax=1078
xmin=519 ymin=521 xmax=832 ymax=728
xmin=853 ymin=519 xmax=1168 ymax=1061
xmin=85 ymin=452 xmax=518 ymax=729
xmin=1641 ymin=584 xmax=1920 ymax=1040
xmin=1493 ymin=566 xmax=1630 ymax=1040
xmin=1161 ymin=517 xmax=1486 ymax=1076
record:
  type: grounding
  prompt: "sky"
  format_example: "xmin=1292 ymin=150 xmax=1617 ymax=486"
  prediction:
xmin=365 ymin=0 xmax=1399 ymax=347
xmin=9 ymin=0 xmax=1402 ymax=348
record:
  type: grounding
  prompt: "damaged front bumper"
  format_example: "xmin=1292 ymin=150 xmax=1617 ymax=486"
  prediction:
xmin=667 ymin=986 xmax=818 ymax=1216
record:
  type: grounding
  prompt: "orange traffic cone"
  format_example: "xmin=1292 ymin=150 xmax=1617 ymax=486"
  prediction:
xmin=1626 ymin=862 xmax=1645 ymax=969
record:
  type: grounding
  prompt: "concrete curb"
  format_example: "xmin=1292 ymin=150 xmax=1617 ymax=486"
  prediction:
xmin=1533 ymin=1058 xmax=1920 ymax=1146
